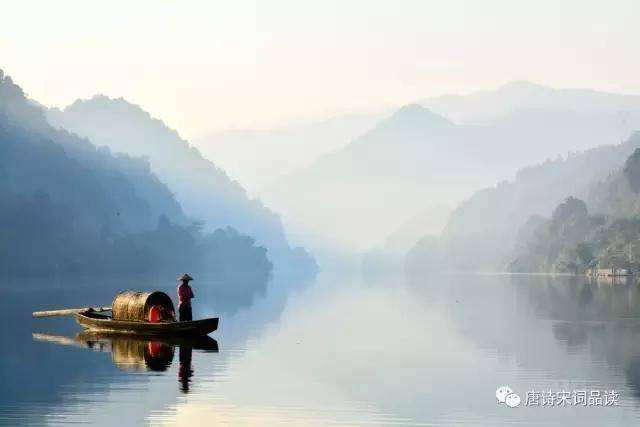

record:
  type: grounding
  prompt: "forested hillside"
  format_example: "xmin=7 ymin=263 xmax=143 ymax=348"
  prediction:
xmin=406 ymin=133 xmax=640 ymax=274
xmin=47 ymin=96 xmax=316 ymax=275
xmin=510 ymin=146 xmax=640 ymax=273
xmin=0 ymin=70 xmax=272 ymax=280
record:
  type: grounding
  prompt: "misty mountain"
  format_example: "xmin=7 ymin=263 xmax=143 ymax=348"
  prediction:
xmin=423 ymin=81 xmax=640 ymax=126
xmin=510 ymin=146 xmax=640 ymax=274
xmin=383 ymin=204 xmax=452 ymax=254
xmin=360 ymin=204 xmax=452 ymax=278
xmin=406 ymin=132 xmax=640 ymax=274
xmin=265 ymin=93 xmax=640 ymax=250
xmin=263 ymin=104 xmax=497 ymax=249
xmin=0 ymin=70 xmax=273 ymax=279
xmin=46 ymin=96 xmax=316 ymax=274
xmin=0 ymin=71 xmax=184 ymax=234
xmin=195 ymin=112 xmax=385 ymax=194
xmin=420 ymin=81 xmax=640 ymax=163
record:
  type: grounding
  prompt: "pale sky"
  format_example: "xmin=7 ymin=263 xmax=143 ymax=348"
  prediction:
xmin=1 ymin=0 xmax=639 ymax=137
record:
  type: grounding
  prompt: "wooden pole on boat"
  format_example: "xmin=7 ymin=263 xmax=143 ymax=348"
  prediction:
xmin=32 ymin=306 xmax=112 ymax=318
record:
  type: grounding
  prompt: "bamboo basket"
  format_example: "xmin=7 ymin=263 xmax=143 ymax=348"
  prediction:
xmin=111 ymin=290 xmax=175 ymax=322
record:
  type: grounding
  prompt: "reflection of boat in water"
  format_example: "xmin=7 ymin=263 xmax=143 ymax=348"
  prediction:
xmin=32 ymin=331 xmax=218 ymax=374
xmin=111 ymin=336 xmax=175 ymax=371
xmin=75 ymin=330 xmax=220 ymax=352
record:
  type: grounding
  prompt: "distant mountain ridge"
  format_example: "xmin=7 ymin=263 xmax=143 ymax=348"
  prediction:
xmin=422 ymin=81 xmax=640 ymax=125
xmin=1 ymin=72 xmax=185 ymax=233
xmin=195 ymin=111 xmax=385 ymax=194
xmin=0 ymin=69 xmax=273 ymax=279
xmin=47 ymin=95 xmax=317 ymax=275
xmin=393 ymin=82 xmax=640 ymax=260
xmin=263 ymin=104 xmax=499 ymax=249
xmin=198 ymin=81 xmax=640 ymax=201
xmin=406 ymin=132 xmax=640 ymax=273
xmin=266 ymin=84 xmax=640 ymax=251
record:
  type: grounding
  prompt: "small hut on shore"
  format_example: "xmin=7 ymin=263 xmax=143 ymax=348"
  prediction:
xmin=585 ymin=267 xmax=632 ymax=278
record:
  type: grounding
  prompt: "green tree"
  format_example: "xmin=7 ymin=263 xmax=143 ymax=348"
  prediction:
xmin=575 ymin=242 xmax=594 ymax=266
xmin=624 ymin=148 xmax=640 ymax=193
xmin=551 ymin=197 xmax=588 ymax=224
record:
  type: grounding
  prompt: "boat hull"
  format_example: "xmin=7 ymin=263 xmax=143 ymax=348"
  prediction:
xmin=75 ymin=311 xmax=218 ymax=337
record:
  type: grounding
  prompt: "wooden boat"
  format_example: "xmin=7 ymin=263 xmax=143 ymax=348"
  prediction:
xmin=33 ymin=290 xmax=219 ymax=338
xmin=75 ymin=309 xmax=219 ymax=336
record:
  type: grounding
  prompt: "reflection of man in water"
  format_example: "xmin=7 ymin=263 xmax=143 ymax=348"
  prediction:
xmin=177 ymin=274 xmax=195 ymax=321
xmin=178 ymin=345 xmax=193 ymax=393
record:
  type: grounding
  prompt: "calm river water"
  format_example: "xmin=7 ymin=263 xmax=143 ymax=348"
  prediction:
xmin=2 ymin=272 xmax=640 ymax=426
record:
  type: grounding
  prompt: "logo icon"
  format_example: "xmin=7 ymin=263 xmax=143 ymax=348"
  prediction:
xmin=496 ymin=386 xmax=521 ymax=408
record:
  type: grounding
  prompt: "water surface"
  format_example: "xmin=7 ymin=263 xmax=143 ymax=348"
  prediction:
xmin=2 ymin=273 xmax=640 ymax=426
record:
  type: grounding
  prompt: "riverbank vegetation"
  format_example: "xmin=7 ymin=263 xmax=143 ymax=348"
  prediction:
xmin=510 ymin=148 xmax=640 ymax=274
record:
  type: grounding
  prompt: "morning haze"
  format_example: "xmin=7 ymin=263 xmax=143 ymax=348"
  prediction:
xmin=3 ymin=1 xmax=640 ymax=425
xmin=2 ymin=0 xmax=640 ymax=135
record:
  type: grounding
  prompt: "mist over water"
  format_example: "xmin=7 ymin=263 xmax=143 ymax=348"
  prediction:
xmin=4 ymin=273 xmax=640 ymax=426
xmin=4 ymin=3 xmax=640 ymax=423
xmin=4 ymin=66 xmax=640 ymax=426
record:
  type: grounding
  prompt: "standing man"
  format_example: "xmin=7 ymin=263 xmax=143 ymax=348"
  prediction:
xmin=177 ymin=274 xmax=195 ymax=322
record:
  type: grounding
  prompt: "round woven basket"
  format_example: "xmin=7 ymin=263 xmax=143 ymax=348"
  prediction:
xmin=112 ymin=290 xmax=175 ymax=322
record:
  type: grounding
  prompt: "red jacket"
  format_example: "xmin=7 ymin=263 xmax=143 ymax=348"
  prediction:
xmin=177 ymin=283 xmax=194 ymax=306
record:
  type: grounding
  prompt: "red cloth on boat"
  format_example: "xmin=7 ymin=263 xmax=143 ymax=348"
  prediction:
xmin=148 ymin=305 xmax=163 ymax=322
xmin=177 ymin=282 xmax=194 ymax=306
